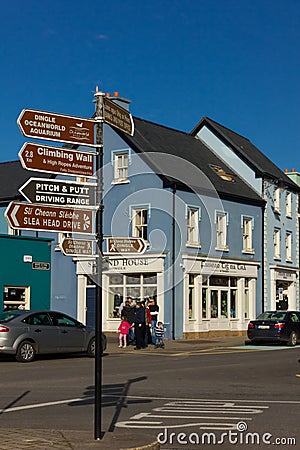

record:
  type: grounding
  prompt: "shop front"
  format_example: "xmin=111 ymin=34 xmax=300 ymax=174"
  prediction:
xmin=183 ymin=255 xmax=260 ymax=338
xmin=76 ymin=254 xmax=165 ymax=331
xmin=269 ymin=266 xmax=298 ymax=311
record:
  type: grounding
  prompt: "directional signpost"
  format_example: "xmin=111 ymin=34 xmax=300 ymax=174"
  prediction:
xmin=106 ymin=237 xmax=147 ymax=254
xmin=103 ymin=97 xmax=134 ymax=136
xmin=5 ymin=202 xmax=93 ymax=234
xmin=19 ymin=178 xmax=96 ymax=207
xmin=60 ymin=237 xmax=94 ymax=256
xmin=18 ymin=142 xmax=96 ymax=178
xmin=17 ymin=109 xmax=95 ymax=146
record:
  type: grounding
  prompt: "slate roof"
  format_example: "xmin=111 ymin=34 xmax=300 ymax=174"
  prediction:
xmin=113 ymin=117 xmax=264 ymax=205
xmin=191 ymin=117 xmax=299 ymax=192
xmin=0 ymin=160 xmax=54 ymax=204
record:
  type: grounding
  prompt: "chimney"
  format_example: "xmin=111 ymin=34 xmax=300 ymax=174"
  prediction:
xmin=105 ymin=91 xmax=131 ymax=111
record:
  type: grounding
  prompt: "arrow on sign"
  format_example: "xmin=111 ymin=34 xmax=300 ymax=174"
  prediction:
xmin=106 ymin=237 xmax=147 ymax=254
xmin=5 ymin=202 xmax=94 ymax=235
xmin=18 ymin=142 xmax=96 ymax=178
xmin=17 ymin=109 xmax=95 ymax=146
xmin=103 ymin=98 xmax=134 ymax=136
xmin=19 ymin=178 xmax=96 ymax=207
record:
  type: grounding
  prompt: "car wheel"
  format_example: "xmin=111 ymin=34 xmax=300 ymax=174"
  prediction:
xmin=287 ymin=331 xmax=297 ymax=347
xmin=87 ymin=337 xmax=95 ymax=357
xmin=16 ymin=340 xmax=36 ymax=362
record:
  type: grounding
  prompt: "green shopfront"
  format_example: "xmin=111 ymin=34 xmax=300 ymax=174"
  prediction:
xmin=0 ymin=234 xmax=52 ymax=311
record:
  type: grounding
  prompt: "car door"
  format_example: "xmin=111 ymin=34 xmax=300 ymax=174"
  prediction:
xmin=49 ymin=312 xmax=86 ymax=352
xmin=26 ymin=312 xmax=60 ymax=353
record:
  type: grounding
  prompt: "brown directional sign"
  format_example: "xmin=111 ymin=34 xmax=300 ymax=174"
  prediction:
xmin=19 ymin=178 xmax=96 ymax=207
xmin=103 ymin=97 xmax=134 ymax=136
xmin=61 ymin=238 xmax=94 ymax=256
xmin=5 ymin=202 xmax=94 ymax=235
xmin=106 ymin=237 xmax=146 ymax=254
xmin=18 ymin=142 xmax=96 ymax=178
xmin=17 ymin=109 xmax=95 ymax=146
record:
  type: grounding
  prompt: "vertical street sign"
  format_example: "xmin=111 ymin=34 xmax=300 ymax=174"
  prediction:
xmin=18 ymin=142 xmax=96 ymax=178
xmin=17 ymin=109 xmax=96 ymax=146
xmin=103 ymin=97 xmax=134 ymax=136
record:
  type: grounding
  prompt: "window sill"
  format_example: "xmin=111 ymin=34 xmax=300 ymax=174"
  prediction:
xmin=274 ymin=256 xmax=281 ymax=261
xmin=242 ymin=249 xmax=255 ymax=255
xmin=286 ymin=214 xmax=292 ymax=219
xmin=111 ymin=179 xmax=130 ymax=185
xmin=186 ymin=243 xmax=201 ymax=249
xmin=215 ymin=246 xmax=229 ymax=252
xmin=274 ymin=208 xmax=281 ymax=215
xmin=286 ymin=258 xmax=293 ymax=263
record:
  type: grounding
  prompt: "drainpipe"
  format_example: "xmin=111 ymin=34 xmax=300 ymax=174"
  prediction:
xmin=172 ymin=184 xmax=176 ymax=340
xmin=261 ymin=182 xmax=266 ymax=314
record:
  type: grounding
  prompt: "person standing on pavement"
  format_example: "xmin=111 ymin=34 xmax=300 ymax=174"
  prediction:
xmin=133 ymin=301 xmax=146 ymax=350
xmin=142 ymin=300 xmax=152 ymax=347
xmin=148 ymin=298 xmax=159 ymax=345
xmin=122 ymin=298 xmax=136 ymax=345
xmin=154 ymin=321 xmax=165 ymax=348
xmin=118 ymin=316 xmax=132 ymax=348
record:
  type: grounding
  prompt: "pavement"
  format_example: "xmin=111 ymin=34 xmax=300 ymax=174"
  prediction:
xmin=0 ymin=334 xmax=247 ymax=450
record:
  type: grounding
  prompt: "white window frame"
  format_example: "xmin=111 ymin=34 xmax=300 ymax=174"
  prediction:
xmin=215 ymin=211 xmax=229 ymax=251
xmin=242 ymin=216 xmax=254 ymax=254
xmin=274 ymin=187 xmax=281 ymax=214
xmin=131 ymin=207 xmax=149 ymax=241
xmin=112 ymin=149 xmax=130 ymax=184
xmin=186 ymin=206 xmax=200 ymax=247
xmin=285 ymin=231 xmax=292 ymax=262
xmin=286 ymin=192 xmax=292 ymax=218
xmin=274 ymin=228 xmax=281 ymax=260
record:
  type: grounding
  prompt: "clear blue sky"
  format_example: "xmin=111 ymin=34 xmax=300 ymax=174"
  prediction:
xmin=1 ymin=0 xmax=299 ymax=171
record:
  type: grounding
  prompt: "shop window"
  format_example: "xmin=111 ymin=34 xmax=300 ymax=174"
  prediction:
xmin=215 ymin=211 xmax=229 ymax=251
xmin=274 ymin=228 xmax=281 ymax=260
xmin=285 ymin=232 xmax=292 ymax=262
xmin=108 ymin=273 xmax=157 ymax=318
xmin=112 ymin=150 xmax=130 ymax=183
xmin=221 ymin=291 xmax=228 ymax=318
xmin=286 ymin=192 xmax=292 ymax=217
xmin=188 ymin=274 xmax=195 ymax=319
xmin=131 ymin=207 xmax=148 ymax=240
xmin=230 ymin=290 xmax=237 ymax=318
xmin=242 ymin=216 xmax=254 ymax=254
xmin=186 ymin=207 xmax=200 ymax=247
xmin=211 ymin=290 xmax=219 ymax=318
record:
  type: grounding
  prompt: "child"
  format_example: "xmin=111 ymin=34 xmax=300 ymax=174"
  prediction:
xmin=118 ymin=316 xmax=132 ymax=348
xmin=155 ymin=321 xmax=165 ymax=348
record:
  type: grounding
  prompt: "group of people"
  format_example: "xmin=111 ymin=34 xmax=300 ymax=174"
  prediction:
xmin=117 ymin=297 xmax=164 ymax=350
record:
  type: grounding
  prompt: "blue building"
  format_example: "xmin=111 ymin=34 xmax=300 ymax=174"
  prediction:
xmin=86 ymin=97 xmax=265 ymax=338
xmin=191 ymin=117 xmax=300 ymax=313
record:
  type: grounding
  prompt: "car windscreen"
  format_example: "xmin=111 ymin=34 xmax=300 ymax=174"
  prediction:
xmin=0 ymin=310 xmax=27 ymax=322
xmin=256 ymin=312 xmax=287 ymax=321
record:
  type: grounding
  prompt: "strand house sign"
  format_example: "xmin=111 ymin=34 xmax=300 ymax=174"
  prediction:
xmin=17 ymin=110 xmax=95 ymax=146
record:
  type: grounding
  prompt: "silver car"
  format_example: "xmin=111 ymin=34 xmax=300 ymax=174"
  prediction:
xmin=0 ymin=310 xmax=106 ymax=362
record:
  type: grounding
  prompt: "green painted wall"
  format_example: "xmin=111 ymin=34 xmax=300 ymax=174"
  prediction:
xmin=0 ymin=234 xmax=52 ymax=310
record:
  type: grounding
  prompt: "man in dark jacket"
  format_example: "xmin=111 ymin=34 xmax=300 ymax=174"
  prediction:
xmin=133 ymin=302 xmax=146 ymax=349
xmin=122 ymin=298 xmax=135 ymax=345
